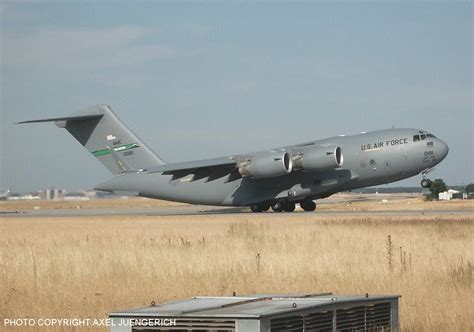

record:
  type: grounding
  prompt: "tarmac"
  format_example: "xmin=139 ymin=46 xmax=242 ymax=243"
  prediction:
xmin=1 ymin=205 xmax=472 ymax=218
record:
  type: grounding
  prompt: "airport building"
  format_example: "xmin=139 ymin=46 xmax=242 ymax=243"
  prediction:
xmin=438 ymin=189 xmax=466 ymax=200
xmin=38 ymin=188 xmax=65 ymax=200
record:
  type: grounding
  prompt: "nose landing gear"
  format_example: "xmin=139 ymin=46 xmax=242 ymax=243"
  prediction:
xmin=421 ymin=178 xmax=432 ymax=188
xmin=420 ymin=168 xmax=434 ymax=188
xmin=420 ymin=168 xmax=435 ymax=188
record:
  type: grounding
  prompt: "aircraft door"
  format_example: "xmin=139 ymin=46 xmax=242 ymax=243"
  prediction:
xmin=391 ymin=145 xmax=408 ymax=177
xmin=384 ymin=159 xmax=391 ymax=176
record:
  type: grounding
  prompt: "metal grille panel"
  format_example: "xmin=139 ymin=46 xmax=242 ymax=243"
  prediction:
xmin=271 ymin=302 xmax=392 ymax=331
xmin=366 ymin=302 xmax=392 ymax=330
xmin=304 ymin=310 xmax=333 ymax=331
xmin=336 ymin=305 xmax=366 ymax=330
xmin=270 ymin=315 xmax=304 ymax=331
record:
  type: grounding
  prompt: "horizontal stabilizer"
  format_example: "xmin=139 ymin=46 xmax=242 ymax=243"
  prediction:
xmin=16 ymin=114 xmax=103 ymax=124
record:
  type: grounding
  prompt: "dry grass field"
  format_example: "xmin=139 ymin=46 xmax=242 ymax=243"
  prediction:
xmin=0 ymin=208 xmax=473 ymax=331
xmin=1 ymin=194 xmax=473 ymax=212
xmin=318 ymin=195 xmax=474 ymax=211
xmin=0 ymin=197 xmax=186 ymax=211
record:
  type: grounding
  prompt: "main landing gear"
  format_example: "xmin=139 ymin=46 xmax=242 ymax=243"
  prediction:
xmin=250 ymin=200 xmax=315 ymax=213
xmin=300 ymin=200 xmax=316 ymax=212
xmin=271 ymin=201 xmax=295 ymax=212
xmin=250 ymin=202 xmax=270 ymax=213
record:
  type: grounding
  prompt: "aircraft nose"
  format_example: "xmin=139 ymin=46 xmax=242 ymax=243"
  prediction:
xmin=437 ymin=139 xmax=449 ymax=160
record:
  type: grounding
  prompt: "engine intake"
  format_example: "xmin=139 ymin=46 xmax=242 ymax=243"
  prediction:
xmin=293 ymin=145 xmax=343 ymax=171
xmin=239 ymin=151 xmax=293 ymax=179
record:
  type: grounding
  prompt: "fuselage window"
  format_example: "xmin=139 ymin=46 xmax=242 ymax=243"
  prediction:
xmin=421 ymin=134 xmax=426 ymax=140
xmin=413 ymin=135 xmax=420 ymax=142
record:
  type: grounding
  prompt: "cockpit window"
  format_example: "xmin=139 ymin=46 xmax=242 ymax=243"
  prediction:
xmin=413 ymin=135 xmax=420 ymax=142
xmin=421 ymin=134 xmax=426 ymax=140
xmin=427 ymin=134 xmax=436 ymax=138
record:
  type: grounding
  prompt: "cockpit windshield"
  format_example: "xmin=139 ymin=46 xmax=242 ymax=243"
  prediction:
xmin=414 ymin=133 xmax=436 ymax=142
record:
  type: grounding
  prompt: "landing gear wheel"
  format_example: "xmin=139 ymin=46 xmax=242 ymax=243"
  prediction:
xmin=421 ymin=179 xmax=432 ymax=188
xmin=250 ymin=204 xmax=263 ymax=213
xmin=271 ymin=202 xmax=284 ymax=212
xmin=300 ymin=200 xmax=316 ymax=212
xmin=283 ymin=202 xmax=295 ymax=212
xmin=261 ymin=203 xmax=271 ymax=212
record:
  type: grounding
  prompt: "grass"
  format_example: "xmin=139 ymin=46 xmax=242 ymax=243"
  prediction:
xmin=0 ymin=212 xmax=472 ymax=331
xmin=316 ymin=194 xmax=474 ymax=211
xmin=0 ymin=197 xmax=186 ymax=211
xmin=1 ymin=194 xmax=473 ymax=212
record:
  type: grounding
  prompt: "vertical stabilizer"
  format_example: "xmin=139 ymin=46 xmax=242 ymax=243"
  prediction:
xmin=18 ymin=105 xmax=165 ymax=174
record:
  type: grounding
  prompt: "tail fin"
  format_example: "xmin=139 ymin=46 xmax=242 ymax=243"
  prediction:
xmin=18 ymin=105 xmax=165 ymax=174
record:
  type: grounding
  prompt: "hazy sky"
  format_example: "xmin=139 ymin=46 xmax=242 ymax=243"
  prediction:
xmin=1 ymin=2 xmax=472 ymax=192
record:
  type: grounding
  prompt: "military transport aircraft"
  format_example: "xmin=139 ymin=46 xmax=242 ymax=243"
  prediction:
xmin=19 ymin=105 xmax=449 ymax=212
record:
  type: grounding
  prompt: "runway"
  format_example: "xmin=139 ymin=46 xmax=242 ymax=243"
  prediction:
xmin=1 ymin=205 xmax=472 ymax=218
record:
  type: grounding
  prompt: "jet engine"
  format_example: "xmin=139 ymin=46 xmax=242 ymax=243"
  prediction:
xmin=239 ymin=151 xmax=293 ymax=178
xmin=292 ymin=145 xmax=343 ymax=171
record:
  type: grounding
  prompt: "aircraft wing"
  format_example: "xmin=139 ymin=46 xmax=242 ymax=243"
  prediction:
xmin=148 ymin=157 xmax=237 ymax=173
xmin=147 ymin=157 xmax=240 ymax=182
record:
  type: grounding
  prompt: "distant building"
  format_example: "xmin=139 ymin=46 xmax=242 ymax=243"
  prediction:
xmin=38 ymin=188 xmax=65 ymax=200
xmin=438 ymin=189 xmax=466 ymax=201
xmin=0 ymin=189 xmax=11 ymax=201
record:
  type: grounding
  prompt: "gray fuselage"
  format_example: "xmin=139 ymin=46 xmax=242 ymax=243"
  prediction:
xmin=97 ymin=128 xmax=449 ymax=206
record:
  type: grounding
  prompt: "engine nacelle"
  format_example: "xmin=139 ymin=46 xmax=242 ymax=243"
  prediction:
xmin=239 ymin=151 xmax=293 ymax=179
xmin=292 ymin=145 xmax=343 ymax=171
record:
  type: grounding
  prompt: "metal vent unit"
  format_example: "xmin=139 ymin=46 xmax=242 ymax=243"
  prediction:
xmin=108 ymin=293 xmax=399 ymax=332
xmin=130 ymin=318 xmax=235 ymax=331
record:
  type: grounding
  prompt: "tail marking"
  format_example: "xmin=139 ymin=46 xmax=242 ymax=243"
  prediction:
xmin=92 ymin=143 xmax=140 ymax=157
